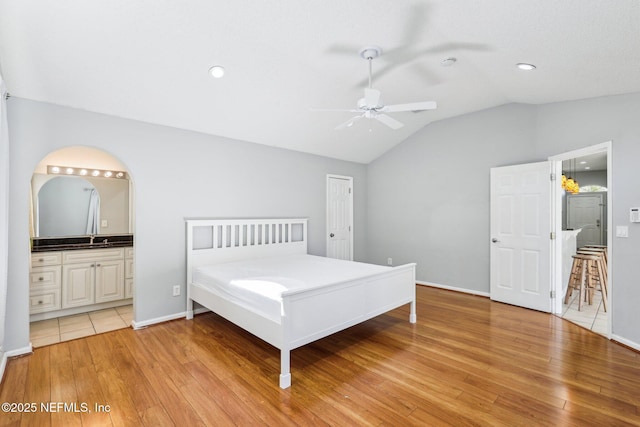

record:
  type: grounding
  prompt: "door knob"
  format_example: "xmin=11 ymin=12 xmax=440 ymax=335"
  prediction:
xmin=491 ymin=238 xmax=499 ymax=243
xmin=329 ymin=233 xmax=335 ymax=237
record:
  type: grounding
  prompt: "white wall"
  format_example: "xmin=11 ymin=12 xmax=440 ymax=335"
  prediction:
xmin=4 ymin=98 xmax=367 ymax=351
xmin=367 ymin=92 xmax=640 ymax=347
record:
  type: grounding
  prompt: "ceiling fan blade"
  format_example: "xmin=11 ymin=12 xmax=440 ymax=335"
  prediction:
xmin=364 ymin=88 xmax=381 ymax=108
xmin=335 ymin=115 xmax=364 ymax=130
xmin=375 ymin=114 xmax=404 ymax=130
xmin=383 ymin=101 xmax=437 ymax=113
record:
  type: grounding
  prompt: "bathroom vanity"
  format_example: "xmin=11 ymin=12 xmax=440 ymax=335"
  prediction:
xmin=29 ymin=235 xmax=133 ymax=321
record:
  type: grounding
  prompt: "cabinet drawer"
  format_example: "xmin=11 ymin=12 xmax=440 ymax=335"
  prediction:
xmin=29 ymin=289 xmax=61 ymax=313
xmin=125 ymin=247 xmax=134 ymax=259
xmin=31 ymin=252 xmax=62 ymax=267
xmin=63 ymin=248 xmax=124 ymax=264
xmin=30 ymin=266 xmax=62 ymax=289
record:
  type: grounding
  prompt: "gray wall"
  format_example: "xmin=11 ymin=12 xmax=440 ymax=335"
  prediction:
xmin=367 ymin=92 xmax=640 ymax=347
xmin=5 ymin=98 xmax=367 ymax=351
xmin=367 ymin=103 xmax=539 ymax=292
xmin=535 ymin=92 xmax=640 ymax=347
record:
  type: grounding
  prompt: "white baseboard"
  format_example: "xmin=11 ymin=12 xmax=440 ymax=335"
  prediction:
xmin=611 ymin=334 xmax=640 ymax=353
xmin=130 ymin=307 xmax=210 ymax=330
xmin=417 ymin=280 xmax=490 ymax=297
xmin=0 ymin=344 xmax=33 ymax=383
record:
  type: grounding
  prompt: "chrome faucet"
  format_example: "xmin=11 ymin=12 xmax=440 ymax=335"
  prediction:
xmin=89 ymin=234 xmax=95 ymax=244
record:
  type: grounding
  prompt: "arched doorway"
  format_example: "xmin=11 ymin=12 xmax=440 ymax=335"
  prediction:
xmin=28 ymin=146 xmax=135 ymax=347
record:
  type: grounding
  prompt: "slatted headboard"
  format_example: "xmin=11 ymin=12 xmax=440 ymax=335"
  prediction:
xmin=185 ymin=218 xmax=308 ymax=286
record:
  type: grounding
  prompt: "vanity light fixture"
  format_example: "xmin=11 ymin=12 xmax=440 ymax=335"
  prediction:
xmin=47 ymin=165 xmax=127 ymax=179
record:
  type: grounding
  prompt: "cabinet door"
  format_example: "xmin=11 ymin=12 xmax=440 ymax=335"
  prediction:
xmin=125 ymin=278 xmax=134 ymax=299
xmin=95 ymin=260 xmax=124 ymax=303
xmin=62 ymin=263 xmax=95 ymax=308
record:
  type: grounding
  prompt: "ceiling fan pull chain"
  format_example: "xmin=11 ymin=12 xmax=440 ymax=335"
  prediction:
xmin=368 ymin=58 xmax=372 ymax=89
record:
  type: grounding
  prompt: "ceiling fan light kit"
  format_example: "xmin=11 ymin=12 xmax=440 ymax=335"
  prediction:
xmin=319 ymin=45 xmax=437 ymax=130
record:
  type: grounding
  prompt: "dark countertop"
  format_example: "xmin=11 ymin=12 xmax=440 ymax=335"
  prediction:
xmin=31 ymin=234 xmax=134 ymax=252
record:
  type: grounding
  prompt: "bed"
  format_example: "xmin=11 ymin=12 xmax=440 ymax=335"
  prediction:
xmin=185 ymin=218 xmax=416 ymax=389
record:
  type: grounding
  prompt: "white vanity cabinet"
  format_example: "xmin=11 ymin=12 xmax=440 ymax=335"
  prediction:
xmin=29 ymin=252 xmax=62 ymax=314
xmin=62 ymin=248 xmax=124 ymax=308
xmin=29 ymin=246 xmax=133 ymax=315
xmin=124 ymin=247 xmax=134 ymax=299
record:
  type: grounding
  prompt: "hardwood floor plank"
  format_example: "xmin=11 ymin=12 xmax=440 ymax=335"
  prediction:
xmin=138 ymin=404 xmax=175 ymax=427
xmin=22 ymin=346 xmax=51 ymax=426
xmin=0 ymin=355 xmax=29 ymax=427
xmin=2 ymin=285 xmax=640 ymax=426
xmin=49 ymin=344 xmax=82 ymax=427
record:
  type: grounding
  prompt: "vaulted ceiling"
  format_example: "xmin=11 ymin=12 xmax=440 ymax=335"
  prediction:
xmin=1 ymin=1 xmax=639 ymax=163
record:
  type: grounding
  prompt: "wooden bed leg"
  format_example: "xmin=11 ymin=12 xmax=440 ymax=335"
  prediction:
xmin=186 ymin=298 xmax=194 ymax=320
xmin=409 ymin=300 xmax=417 ymax=324
xmin=279 ymin=349 xmax=291 ymax=389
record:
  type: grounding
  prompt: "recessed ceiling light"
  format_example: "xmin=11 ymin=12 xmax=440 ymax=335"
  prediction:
xmin=209 ymin=65 xmax=225 ymax=78
xmin=516 ymin=63 xmax=536 ymax=71
xmin=579 ymin=161 xmax=587 ymax=164
xmin=441 ymin=57 xmax=457 ymax=67
xmin=584 ymin=166 xmax=591 ymax=170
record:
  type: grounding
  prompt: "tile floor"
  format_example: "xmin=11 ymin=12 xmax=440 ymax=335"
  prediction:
xmin=561 ymin=289 xmax=607 ymax=336
xmin=30 ymin=305 xmax=133 ymax=348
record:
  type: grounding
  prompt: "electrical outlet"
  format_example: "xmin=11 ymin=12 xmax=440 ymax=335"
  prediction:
xmin=387 ymin=258 xmax=392 ymax=266
xmin=172 ymin=285 xmax=181 ymax=296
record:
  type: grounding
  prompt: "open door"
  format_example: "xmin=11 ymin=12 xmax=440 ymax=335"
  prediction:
xmin=490 ymin=161 xmax=552 ymax=312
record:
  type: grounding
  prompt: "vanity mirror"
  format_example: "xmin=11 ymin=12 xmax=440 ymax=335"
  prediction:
xmin=32 ymin=172 xmax=130 ymax=238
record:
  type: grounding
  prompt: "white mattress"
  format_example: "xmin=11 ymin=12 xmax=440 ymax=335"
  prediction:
xmin=192 ymin=254 xmax=391 ymax=323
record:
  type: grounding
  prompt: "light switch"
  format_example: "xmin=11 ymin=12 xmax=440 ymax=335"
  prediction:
xmin=101 ymin=219 xmax=108 ymax=228
xmin=616 ymin=225 xmax=629 ymax=238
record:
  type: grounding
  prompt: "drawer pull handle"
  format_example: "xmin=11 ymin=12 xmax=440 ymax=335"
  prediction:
xmin=96 ymin=263 xmax=101 ymax=267
xmin=38 ymin=258 xmax=44 ymax=262
xmin=38 ymin=277 xmax=44 ymax=281
xmin=38 ymin=300 xmax=43 ymax=305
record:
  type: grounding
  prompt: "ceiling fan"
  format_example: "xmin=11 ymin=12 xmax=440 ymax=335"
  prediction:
xmin=318 ymin=46 xmax=437 ymax=130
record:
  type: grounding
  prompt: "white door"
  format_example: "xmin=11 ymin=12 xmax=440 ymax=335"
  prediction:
xmin=567 ymin=193 xmax=604 ymax=248
xmin=327 ymin=175 xmax=353 ymax=260
xmin=490 ymin=162 xmax=552 ymax=312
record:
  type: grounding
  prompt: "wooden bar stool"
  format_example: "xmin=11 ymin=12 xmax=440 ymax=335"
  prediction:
xmin=576 ymin=248 xmax=608 ymax=312
xmin=583 ymin=245 xmax=607 ymax=265
xmin=564 ymin=254 xmax=601 ymax=311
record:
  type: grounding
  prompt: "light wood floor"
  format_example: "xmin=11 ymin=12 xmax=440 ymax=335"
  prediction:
xmin=2 ymin=285 xmax=639 ymax=426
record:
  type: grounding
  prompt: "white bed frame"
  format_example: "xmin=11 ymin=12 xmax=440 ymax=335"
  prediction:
xmin=185 ymin=218 xmax=416 ymax=389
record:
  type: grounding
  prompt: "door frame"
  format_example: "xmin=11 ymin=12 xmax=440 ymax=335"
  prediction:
xmin=548 ymin=141 xmax=612 ymax=337
xmin=326 ymin=174 xmax=354 ymax=261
